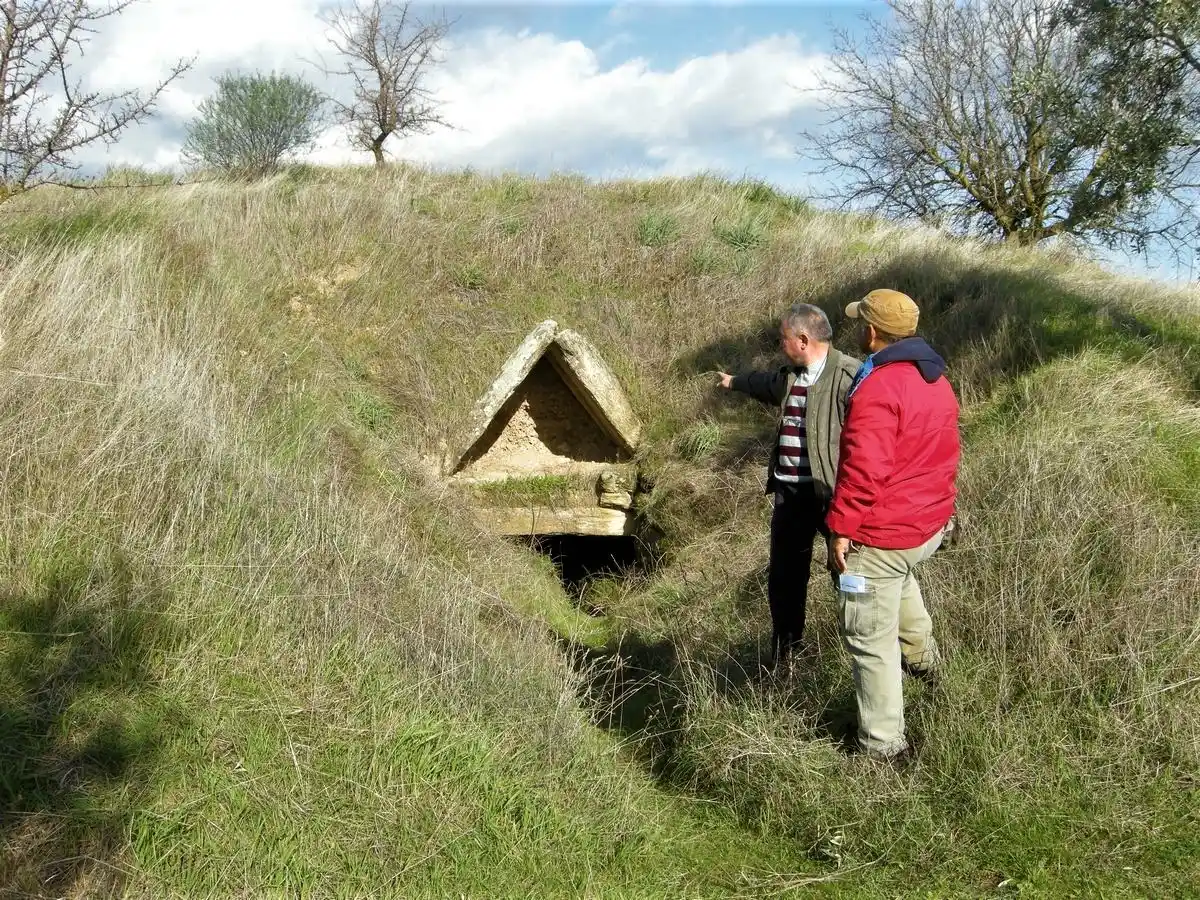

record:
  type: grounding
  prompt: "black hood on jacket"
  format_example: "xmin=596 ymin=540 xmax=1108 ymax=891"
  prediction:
xmin=873 ymin=336 xmax=946 ymax=383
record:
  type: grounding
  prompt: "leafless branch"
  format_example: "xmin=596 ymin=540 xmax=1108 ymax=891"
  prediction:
xmin=317 ymin=0 xmax=453 ymax=168
xmin=0 ymin=0 xmax=192 ymax=200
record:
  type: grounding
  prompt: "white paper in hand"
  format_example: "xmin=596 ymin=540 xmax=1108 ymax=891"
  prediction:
xmin=838 ymin=573 xmax=869 ymax=594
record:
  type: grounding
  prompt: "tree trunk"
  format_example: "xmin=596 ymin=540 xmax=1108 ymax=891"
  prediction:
xmin=0 ymin=0 xmax=17 ymax=185
xmin=1006 ymin=228 xmax=1046 ymax=247
xmin=371 ymin=136 xmax=386 ymax=169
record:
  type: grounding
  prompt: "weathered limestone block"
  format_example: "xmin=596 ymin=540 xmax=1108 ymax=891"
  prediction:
xmin=445 ymin=320 xmax=644 ymax=477
xmin=597 ymin=470 xmax=634 ymax=510
xmin=444 ymin=319 xmax=647 ymax=537
xmin=551 ymin=327 xmax=642 ymax=454
xmin=474 ymin=505 xmax=634 ymax=537
xmin=446 ymin=320 xmax=559 ymax=476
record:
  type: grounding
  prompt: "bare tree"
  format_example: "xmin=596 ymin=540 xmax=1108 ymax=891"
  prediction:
xmin=0 ymin=1 xmax=190 ymax=199
xmin=799 ymin=0 xmax=1195 ymax=253
xmin=321 ymin=0 xmax=450 ymax=168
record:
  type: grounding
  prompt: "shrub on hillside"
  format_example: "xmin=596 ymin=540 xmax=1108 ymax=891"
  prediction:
xmin=738 ymin=178 xmax=810 ymax=216
xmin=182 ymin=72 xmax=327 ymax=179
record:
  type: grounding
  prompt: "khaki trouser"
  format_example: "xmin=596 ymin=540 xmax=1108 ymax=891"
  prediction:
xmin=837 ymin=528 xmax=944 ymax=757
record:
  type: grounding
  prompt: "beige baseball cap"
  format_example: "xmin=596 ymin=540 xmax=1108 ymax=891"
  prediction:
xmin=845 ymin=289 xmax=919 ymax=337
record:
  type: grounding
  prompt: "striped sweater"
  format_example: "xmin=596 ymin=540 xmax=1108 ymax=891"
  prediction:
xmin=774 ymin=354 xmax=826 ymax=483
xmin=729 ymin=348 xmax=860 ymax=501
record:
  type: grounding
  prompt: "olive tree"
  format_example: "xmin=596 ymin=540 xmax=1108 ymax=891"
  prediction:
xmin=800 ymin=0 xmax=1195 ymax=253
xmin=181 ymin=71 xmax=327 ymax=178
xmin=1069 ymin=0 xmax=1200 ymax=76
xmin=1066 ymin=0 xmax=1200 ymax=216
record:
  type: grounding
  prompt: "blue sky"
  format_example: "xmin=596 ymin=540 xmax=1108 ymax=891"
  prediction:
xmin=70 ymin=0 xmax=1193 ymax=283
xmin=438 ymin=1 xmax=873 ymax=65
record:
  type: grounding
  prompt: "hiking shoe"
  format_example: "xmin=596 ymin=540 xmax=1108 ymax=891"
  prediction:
xmin=851 ymin=741 xmax=914 ymax=769
xmin=901 ymin=657 xmax=942 ymax=685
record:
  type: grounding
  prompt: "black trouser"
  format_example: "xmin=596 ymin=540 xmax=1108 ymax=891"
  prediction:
xmin=767 ymin=483 xmax=829 ymax=660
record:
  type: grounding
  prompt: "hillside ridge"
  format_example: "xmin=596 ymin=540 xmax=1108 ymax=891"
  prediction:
xmin=0 ymin=165 xmax=1196 ymax=898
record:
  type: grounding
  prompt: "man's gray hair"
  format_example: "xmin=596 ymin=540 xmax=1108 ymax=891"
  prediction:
xmin=783 ymin=302 xmax=833 ymax=342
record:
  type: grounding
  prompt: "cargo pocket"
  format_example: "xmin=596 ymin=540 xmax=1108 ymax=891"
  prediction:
xmin=838 ymin=574 xmax=878 ymax=640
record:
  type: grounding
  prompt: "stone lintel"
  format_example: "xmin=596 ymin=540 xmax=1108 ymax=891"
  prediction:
xmin=452 ymin=461 xmax=639 ymax=487
xmin=475 ymin=505 xmax=634 ymax=537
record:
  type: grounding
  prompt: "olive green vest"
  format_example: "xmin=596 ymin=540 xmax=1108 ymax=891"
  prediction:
xmin=768 ymin=348 xmax=861 ymax=501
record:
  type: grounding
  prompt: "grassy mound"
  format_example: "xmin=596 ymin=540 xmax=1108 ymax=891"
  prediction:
xmin=0 ymin=166 xmax=1196 ymax=897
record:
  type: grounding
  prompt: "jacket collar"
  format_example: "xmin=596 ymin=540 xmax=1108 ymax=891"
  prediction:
xmin=782 ymin=348 xmax=840 ymax=383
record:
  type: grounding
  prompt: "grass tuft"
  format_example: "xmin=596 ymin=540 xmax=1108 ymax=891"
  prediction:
xmin=675 ymin=420 xmax=722 ymax=461
xmin=454 ymin=262 xmax=487 ymax=290
xmin=635 ymin=211 xmax=681 ymax=247
xmin=688 ymin=244 xmax=724 ymax=275
xmin=714 ymin=215 xmax=767 ymax=251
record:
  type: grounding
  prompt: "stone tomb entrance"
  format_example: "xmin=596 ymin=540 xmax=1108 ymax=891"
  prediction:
xmin=444 ymin=320 xmax=651 ymax=600
xmin=454 ymin=353 xmax=626 ymax=483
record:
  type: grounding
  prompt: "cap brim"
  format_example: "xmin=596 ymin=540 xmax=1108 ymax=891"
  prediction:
xmin=844 ymin=301 xmax=862 ymax=319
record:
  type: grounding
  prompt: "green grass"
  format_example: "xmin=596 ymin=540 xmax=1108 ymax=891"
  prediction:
xmin=675 ymin=420 xmax=722 ymax=461
xmin=635 ymin=210 xmax=680 ymax=247
xmin=454 ymin=262 xmax=487 ymax=290
xmin=688 ymin=244 xmax=724 ymax=275
xmin=348 ymin=389 xmax=394 ymax=433
xmin=737 ymin=177 xmax=811 ymax=218
xmin=2 ymin=203 xmax=152 ymax=248
xmin=1137 ymin=417 xmax=1200 ymax=528
xmin=97 ymin=165 xmax=176 ymax=187
xmin=473 ymin=474 xmax=577 ymax=506
xmin=713 ymin=215 xmax=767 ymax=251
xmin=0 ymin=167 xmax=1196 ymax=897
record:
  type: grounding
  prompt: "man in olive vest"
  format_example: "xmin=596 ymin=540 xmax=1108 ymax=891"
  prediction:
xmin=717 ymin=302 xmax=860 ymax=668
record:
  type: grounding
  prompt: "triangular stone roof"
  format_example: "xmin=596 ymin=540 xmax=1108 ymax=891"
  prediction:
xmin=444 ymin=319 xmax=643 ymax=476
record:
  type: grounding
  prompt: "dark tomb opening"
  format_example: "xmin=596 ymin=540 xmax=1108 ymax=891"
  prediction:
xmin=520 ymin=533 xmax=643 ymax=615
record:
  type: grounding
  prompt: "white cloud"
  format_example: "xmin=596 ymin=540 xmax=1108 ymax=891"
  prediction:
xmin=89 ymin=0 xmax=329 ymax=90
xmin=81 ymin=0 xmax=335 ymax=141
xmin=73 ymin=4 xmax=832 ymax=184
xmin=384 ymin=29 xmax=833 ymax=178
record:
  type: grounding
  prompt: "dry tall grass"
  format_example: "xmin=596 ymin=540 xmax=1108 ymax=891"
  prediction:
xmin=0 ymin=165 xmax=1196 ymax=897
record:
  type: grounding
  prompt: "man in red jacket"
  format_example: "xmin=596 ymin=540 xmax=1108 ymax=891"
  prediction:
xmin=826 ymin=288 xmax=960 ymax=760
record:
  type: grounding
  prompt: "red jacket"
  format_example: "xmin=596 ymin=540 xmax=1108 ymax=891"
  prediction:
xmin=825 ymin=338 xmax=960 ymax=550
